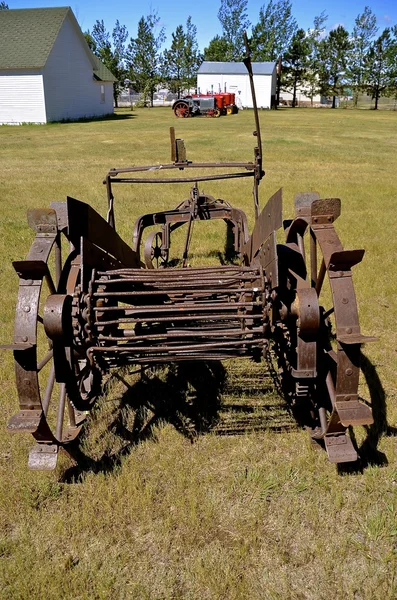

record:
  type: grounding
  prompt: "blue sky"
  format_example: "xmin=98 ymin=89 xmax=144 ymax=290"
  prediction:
xmin=8 ymin=0 xmax=397 ymax=50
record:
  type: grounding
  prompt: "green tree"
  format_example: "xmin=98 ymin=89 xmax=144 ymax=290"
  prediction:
xmin=163 ymin=25 xmax=186 ymax=98
xmin=203 ymin=35 xmax=231 ymax=61
xmin=281 ymin=28 xmax=311 ymax=107
xmin=184 ymin=17 xmax=202 ymax=90
xmin=348 ymin=7 xmax=378 ymax=108
xmin=318 ymin=26 xmax=352 ymax=108
xmin=87 ymin=19 xmax=129 ymax=108
xmin=251 ymin=0 xmax=297 ymax=62
xmin=0 ymin=2 xmax=9 ymax=8
xmin=305 ymin=12 xmax=328 ymax=106
xmin=127 ymin=13 xmax=166 ymax=107
xmin=84 ymin=32 xmax=97 ymax=53
xmin=217 ymin=0 xmax=250 ymax=60
xmin=163 ymin=18 xmax=202 ymax=97
xmin=363 ymin=27 xmax=397 ymax=109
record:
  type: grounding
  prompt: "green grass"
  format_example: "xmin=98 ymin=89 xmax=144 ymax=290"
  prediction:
xmin=1 ymin=106 xmax=397 ymax=599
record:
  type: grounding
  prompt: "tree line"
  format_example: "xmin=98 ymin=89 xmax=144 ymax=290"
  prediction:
xmin=2 ymin=1 xmax=396 ymax=109
xmin=84 ymin=1 xmax=397 ymax=110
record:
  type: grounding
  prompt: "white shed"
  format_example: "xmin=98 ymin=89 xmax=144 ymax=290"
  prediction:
xmin=197 ymin=61 xmax=277 ymax=109
xmin=0 ymin=7 xmax=116 ymax=124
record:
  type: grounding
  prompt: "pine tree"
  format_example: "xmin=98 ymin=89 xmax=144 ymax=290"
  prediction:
xmin=318 ymin=26 xmax=352 ymax=108
xmin=184 ymin=17 xmax=202 ymax=90
xmin=163 ymin=18 xmax=202 ymax=96
xmin=88 ymin=19 xmax=129 ymax=108
xmin=305 ymin=12 xmax=328 ymax=106
xmin=163 ymin=25 xmax=186 ymax=98
xmin=281 ymin=29 xmax=311 ymax=107
xmin=363 ymin=27 xmax=397 ymax=109
xmin=127 ymin=13 xmax=165 ymax=107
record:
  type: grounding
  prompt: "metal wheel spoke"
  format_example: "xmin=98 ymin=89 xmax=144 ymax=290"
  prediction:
xmin=45 ymin=270 xmax=56 ymax=296
xmin=323 ymin=307 xmax=335 ymax=320
xmin=67 ymin=397 xmax=76 ymax=428
xmin=55 ymin=383 xmax=67 ymax=441
xmin=42 ymin=363 xmax=56 ymax=415
xmin=37 ymin=349 xmax=53 ymax=372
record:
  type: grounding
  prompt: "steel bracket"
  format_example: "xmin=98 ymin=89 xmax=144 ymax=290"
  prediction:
xmin=7 ymin=410 xmax=42 ymax=433
xmin=28 ymin=444 xmax=59 ymax=470
xmin=324 ymin=433 xmax=358 ymax=463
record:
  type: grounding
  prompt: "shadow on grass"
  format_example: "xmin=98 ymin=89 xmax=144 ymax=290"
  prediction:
xmin=61 ymin=362 xmax=226 ymax=482
xmin=60 ymin=359 xmax=294 ymax=482
xmin=338 ymin=351 xmax=391 ymax=475
xmin=54 ymin=112 xmax=136 ymax=125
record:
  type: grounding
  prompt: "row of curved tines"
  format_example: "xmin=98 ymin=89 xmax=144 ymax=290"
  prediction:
xmin=90 ymin=266 xmax=267 ymax=363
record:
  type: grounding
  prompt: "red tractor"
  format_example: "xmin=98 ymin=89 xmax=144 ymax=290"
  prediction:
xmin=173 ymin=92 xmax=238 ymax=118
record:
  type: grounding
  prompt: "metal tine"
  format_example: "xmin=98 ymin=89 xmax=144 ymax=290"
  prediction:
xmin=94 ymin=301 xmax=259 ymax=312
xmin=95 ymin=314 xmax=263 ymax=325
xmin=98 ymin=327 xmax=264 ymax=341
xmin=91 ymin=338 xmax=265 ymax=353
xmin=93 ymin=288 xmax=262 ymax=297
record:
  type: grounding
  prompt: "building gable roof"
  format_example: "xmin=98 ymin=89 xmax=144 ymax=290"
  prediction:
xmin=198 ymin=61 xmax=276 ymax=76
xmin=0 ymin=7 xmax=116 ymax=81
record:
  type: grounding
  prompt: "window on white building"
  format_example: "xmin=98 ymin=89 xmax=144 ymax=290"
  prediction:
xmin=100 ymin=85 xmax=105 ymax=103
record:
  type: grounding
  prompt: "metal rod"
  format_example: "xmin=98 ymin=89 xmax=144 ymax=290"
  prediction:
xmin=90 ymin=338 xmax=265 ymax=353
xmin=316 ymin=259 xmax=326 ymax=296
xmin=108 ymin=161 xmax=255 ymax=175
xmin=55 ymin=233 xmax=62 ymax=289
xmin=94 ymin=301 xmax=259 ymax=312
xmin=42 ymin=364 xmax=55 ymax=415
xmin=319 ymin=407 xmax=327 ymax=433
xmin=326 ymin=371 xmax=336 ymax=408
xmin=95 ymin=314 xmax=263 ymax=325
xmin=93 ymin=288 xmax=262 ymax=297
xmin=37 ymin=349 xmax=53 ymax=372
xmin=67 ymin=398 xmax=76 ymax=428
xmin=109 ymin=172 xmax=254 ymax=184
xmin=97 ymin=266 xmax=259 ymax=275
xmin=310 ymin=229 xmax=317 ymax=288
xmin=297 ymin=233 xmax=305 ymax=263
xmin=98 ymin=327 xmax=264 ymax=341
xmin=45 ymin=271 xmax=56 ymax=296
xmin=55 ymin=383 xmax=67 ymax=441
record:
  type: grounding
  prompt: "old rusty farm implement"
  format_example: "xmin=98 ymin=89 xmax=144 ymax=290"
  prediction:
xmin=4 ymin=43 xmax=376 ymax=470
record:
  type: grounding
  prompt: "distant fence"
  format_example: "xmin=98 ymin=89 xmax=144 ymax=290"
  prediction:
xmin=118 ymin=92 xmax=178 ymax=107
xmin=117 ymin=91 xmax=397 ymax=110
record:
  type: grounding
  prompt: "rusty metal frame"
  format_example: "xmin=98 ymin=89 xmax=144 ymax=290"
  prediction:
xmin=2 ymin=33 xmax=377 ymax=470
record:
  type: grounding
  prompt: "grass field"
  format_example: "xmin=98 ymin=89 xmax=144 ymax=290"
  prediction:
xmin=0 ymin=106 xmax=397 ymax=599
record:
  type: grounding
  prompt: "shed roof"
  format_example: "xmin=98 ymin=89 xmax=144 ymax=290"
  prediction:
xmin=198 ymin=61 xmax=276 ymax=76
xmin=0 ymin=7 xmax=116 ymax=81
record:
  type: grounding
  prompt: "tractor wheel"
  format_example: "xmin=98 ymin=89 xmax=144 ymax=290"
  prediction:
xmin=173 ymin=101 xmax=190 ymax=118
xmin=226 ymin=106 xmax=233 ymax=115
xmin=213 ymin=109 xmax=221 ymax=118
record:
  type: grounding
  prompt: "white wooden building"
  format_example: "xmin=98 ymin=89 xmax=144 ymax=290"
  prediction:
xmin=197 ymin=61 xmax=277 ymax=109
xmin=0 ymin=7 xmax=116 ymax=124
